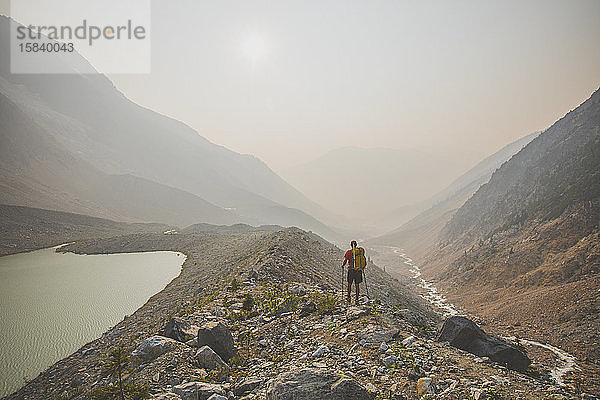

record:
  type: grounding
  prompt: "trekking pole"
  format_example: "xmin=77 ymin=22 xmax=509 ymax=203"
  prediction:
xmin=341 ymin=265 xmax=344 ymax=302
xmin=363 ymin=269 xmax=369 ymax=298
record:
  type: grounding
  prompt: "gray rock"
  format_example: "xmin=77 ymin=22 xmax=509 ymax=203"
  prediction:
xmin=206 ymin=395 xmax=228 ymax=400
xmin=152 ymin=393 xmax=182 ymax=400
xmin=197 ymin=321 xmax=237 ymax=361
xmin=361 ymin=328 xmax=399 ymax=344
xmin=233 ymin=378 xmax=263 ymax=396
xmin=438 ymin=316 xmax=530 ymax=372
xmin=401 ymin=335 xmax=416 ymax=347
xmin=417 ymin=377 xmax=434 ymax=396
xmin=346 ymin=306 xmax=367 ymax=320
xmin=289 ymin=284 xmax=307 ymax=296
xmin=382 ymin=355 xmax=399 ymax=366
xmin=161 ymin=317 xmax=200 ymax=342
xmin=195 ymin=345 xmax=229 ymax=370
xmin=395 ymin=308 xmax=428 ymax=329
xmin=331 ymin=378 xmax=372 ymax=399
xmin=131 ymin=335 xmax=181 ymax=364
xmin=312 ymin=345 xmax=329 ymax=357
xmin=173 ymin=382 xmax=226 ymax=400
xmin=266 ymin=368 xmax=372 ymax=400
xmin=470 ymin=388 xmax=488 ymax=400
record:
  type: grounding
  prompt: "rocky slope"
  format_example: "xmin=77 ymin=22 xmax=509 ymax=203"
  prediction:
xmin=0 ymin=204 xmax=171 ymax=256
xmin=370 ymin=88 xmax=600 ymax=395
xmin=4 ymin=228 xmax=594 ymax=399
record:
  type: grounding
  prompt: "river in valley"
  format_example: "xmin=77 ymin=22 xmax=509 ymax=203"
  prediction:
xmin=368 ymin=245 xmax=577 ymax=387
xmin=0 ymin=246 xmax=186 ymax=397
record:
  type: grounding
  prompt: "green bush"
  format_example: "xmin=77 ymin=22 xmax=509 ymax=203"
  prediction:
xmin=256 ymin=284 xmax=299 ymax=316
xmin=242 ymin=294 xmax=254 ymax=311
xmin=310 ymin=292 xmax=339 ymax=314
xmin=229 ymin=278 xmax=240 ymax=292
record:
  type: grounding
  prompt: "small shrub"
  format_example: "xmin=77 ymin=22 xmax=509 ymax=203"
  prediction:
xmin=238 ymin=329 xmax=255 ymax=346
xmin=87 ymin=347 xmax=151 ymax=399
xmin=202 ymin=367 xmax=230 ymax=383
xmin=229 ymin=278 xmax=240 ymax=292
xmin=228 ymin=353 xmax=245 ymax=367
xmin=227 ymin=309 xmax=253 ymax=322
xmin=242 ymin=294 xmax=254 ymax=311
xmin=256 ymin=284 xmax=299 ymax=316
xmin=310 ymin=292 xmax=339 ymax=314
xmin=486 ymin=387 xmax=508 ymax=400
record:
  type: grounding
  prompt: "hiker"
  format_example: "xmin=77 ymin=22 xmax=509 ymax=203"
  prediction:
xmin=341 ymin=240 xmax=367 ymax=304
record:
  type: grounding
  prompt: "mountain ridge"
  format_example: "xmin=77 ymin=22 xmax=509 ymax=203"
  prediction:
xmin=375 ymin=88 xmax=600 ymax=381
xmin=0 ymin=16 xmax=338 ymax=239
xmin=369 ymin=131 xmax=539 ymax=253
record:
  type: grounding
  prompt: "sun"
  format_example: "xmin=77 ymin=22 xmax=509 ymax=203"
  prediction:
xmin=242 ymin=33 xmax=268 ymax=65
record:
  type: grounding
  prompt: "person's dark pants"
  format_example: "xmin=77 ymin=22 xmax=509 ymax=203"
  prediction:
xmin=347 ymin=269 xmax=362 ymax=303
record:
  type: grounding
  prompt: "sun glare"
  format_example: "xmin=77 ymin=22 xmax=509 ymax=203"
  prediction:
xmin=242 ymin=33 xmax=268 ymax=64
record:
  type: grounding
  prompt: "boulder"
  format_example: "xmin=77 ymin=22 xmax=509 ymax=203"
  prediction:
xmin=197 ymin=321 xmax=237 ymax=361
xmin=382 ymin=355 xmax=399 ymax=367
xmin=195 ymin=345 xmax=229 ymax=370
xmin=470 ymin=388 xmax=489 ymax=400
xmin=289 ymin=284 xmax=307 ymax=296
xmin=172 ymin=382 xmax=226 ymax=400
xmin=331 ymin=378 xmax=372 ymax=399
xmin=346 ymin=306 xmax=367 ymax=320
xmin=266 ymin=368 xmax=372 ymax=400
xmin=161 ymin=317 xmax=200 ymax=342
xmin=131 ymin=335 xmax=182 ymax=364
xmin=438 ymin=316 xmax=530 ymax=372
xmin=233 ymin=378 xmax=263 ymax=396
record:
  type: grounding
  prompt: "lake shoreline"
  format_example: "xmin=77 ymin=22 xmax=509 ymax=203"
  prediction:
xmin=0 ymin=243 xmax=185 ymax=397
xmin=2 ymin=230 xmax=281 ymax=399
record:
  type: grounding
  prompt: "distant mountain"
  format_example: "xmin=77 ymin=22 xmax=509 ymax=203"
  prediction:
xmin=282 ymin=146 xmax=460 ymax=224
xmin=370 ymin=132 xmax=538 ymax=250
xmin=446 ymin=91 xmax=599 ymax=241
xmin=0 ymin=80 xmax=241 ymax=227
xmin=0 ymin=204 xmax=170 ymax=256
xmin=427 ymin=132 xmax=540 ymax=209
xmin=0 ymin=16 xmax=336 ymax=239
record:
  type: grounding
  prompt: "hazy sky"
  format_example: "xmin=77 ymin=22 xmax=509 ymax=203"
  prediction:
xmin=3 ymin=0 xmax=600 ymax=174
